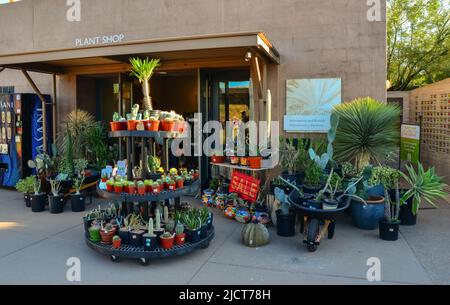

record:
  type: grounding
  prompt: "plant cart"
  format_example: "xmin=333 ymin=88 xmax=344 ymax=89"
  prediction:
xmin=287 ymin=189 xmax=350 ymax=252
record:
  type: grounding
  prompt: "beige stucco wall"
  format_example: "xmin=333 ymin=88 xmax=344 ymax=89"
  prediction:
xmin=0 ymin=0 xmax=387 ymax=124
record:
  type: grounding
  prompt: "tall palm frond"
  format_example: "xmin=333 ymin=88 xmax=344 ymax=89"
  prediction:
xmin=129 ymin=57 xmax=161 ymax=110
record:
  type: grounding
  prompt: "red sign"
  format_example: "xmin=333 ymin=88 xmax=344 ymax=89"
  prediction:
xmin=229 ymin=171 xmax=261 ymax=202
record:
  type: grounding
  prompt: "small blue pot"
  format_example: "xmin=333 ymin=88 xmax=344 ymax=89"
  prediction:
xmin=351 ymin=197 xmax=385 ymax=230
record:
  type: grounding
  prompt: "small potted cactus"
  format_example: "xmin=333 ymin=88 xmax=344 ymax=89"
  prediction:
xmin=154 ymin=209 xmax=165 ymax=244
xmin=145 ymin=116 xmax=160 ymax=131
xmin=112 ymin=236 xmax=122 ymax=249
xmin=71 ymin=175 xmax=86 ymax=213
xmin=127 ymin=104 xmax=141 ymax=130
xmin=100 ymin=223 xmax=116 ymax=244
xmin=175 ymin=222 xmax=186 ymax=246
xmin=160 ymin=232 xmax=175 ymax=250
xmin=176 ymin=176 xmax=185 ymax=189
xmin=144 ymin=179 xmax=153 ymax=193
xmin=101 ymin=171 xmax=108 ymax=183
xmin=142 ymin=218 xmax=157 ymax=251
xmin=137 ymin=181 xmax=146 ymax=195
xmin=106 ymin=179 xmax=115 ymax=192
xmin=128 ymin=181 xmax=136 ymax=194
xmin=110 ymin=112 xmax=127 ymax=131
xmin=167 ymin=178 xmax=176 ymax=191
xmin=152 ymin=181 xmax=160 ymax=194
xmin=114 ymin=181 xmax=124 ymax=193
xmin=48 ymin=179 xmax=64 ymax=214
xmin=88 ymin=223 xmax=101 ymax=242
xmin=161 ymin=117 xmax=175 ymax=132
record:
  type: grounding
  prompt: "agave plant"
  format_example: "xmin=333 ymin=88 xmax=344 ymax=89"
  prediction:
xmin=129 ymin=57 xmax=161 ymax=110
xmin=332 ymin=97 xmax=401 ymax=171
xmin=401 ymin=163 xmax=448 ymax=215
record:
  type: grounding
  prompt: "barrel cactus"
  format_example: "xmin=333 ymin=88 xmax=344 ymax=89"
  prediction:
xmin=242 ymin=223 xmax=270 ymax=248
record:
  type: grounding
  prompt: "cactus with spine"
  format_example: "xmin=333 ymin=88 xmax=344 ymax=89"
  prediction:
xmin=155 ymin=209 xmax=162 ymax=231
xmin=147 ymin=218 xmax=155 ymax=237
xmin=308 ymin=113 xmax=339 ymax=170
xmin=163 ymin=206 xmax=170 ymax=223
xmin=175 ymin=222 xmax=184 ymax=235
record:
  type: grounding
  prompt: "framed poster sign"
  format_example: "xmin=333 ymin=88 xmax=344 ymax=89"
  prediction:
xmin=400 ymin=124 xmax=421 ymax=165
xmin=284 ymin=78 xmax=342 ymax=133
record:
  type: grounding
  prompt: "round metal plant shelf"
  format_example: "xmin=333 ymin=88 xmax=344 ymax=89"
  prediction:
xmin=85 ymin=227 xmax=215 ymax=265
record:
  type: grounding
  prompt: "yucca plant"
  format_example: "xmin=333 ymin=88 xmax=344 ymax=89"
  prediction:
xmin=400 ymin=163 xmax=448 ymax=215
xmin=333 ymin=97 xmax=401 ymax=171
xmin=129 ymin=57 xmax=161 ymax=110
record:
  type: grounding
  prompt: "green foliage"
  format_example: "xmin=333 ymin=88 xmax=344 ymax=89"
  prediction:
xmin=368 ymin=166 xmax=401 ymax=190
xmin=279 ymin=136 xmax=310 ymax=174
xmin=49 ymin=179 xmax=61 ymax=196
xmin=400 ymin=163 xmax=448 ymax=215
xmin=304 ymin=163 xmax=324 ymax=188
xmin=148 ymin=156 xmax=161 ymax=173
xmin=27 ymin=154 xmax=55 ymax=177
xmin=129 ymin=57 xmax=161 ymax=83
xmin=333 ymin=97 xmax=401 ymax=171
xmin=15 ymin=176 xmax=35 ymax=194
xmin=32 ymin=177 xmax=41 ymax=195
xmin=308 ymin=113 xmax=339 ymax=170
xmin=72 ymin=174 xmax=85 ymax=195
xmin=388 ymin=0 xmax=450 ymax=90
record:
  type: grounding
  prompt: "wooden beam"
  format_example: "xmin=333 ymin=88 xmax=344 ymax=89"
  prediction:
xmin=21 ymin=69 xmax=48 ymax=153
xmin=5 ymin=63 xmax=65 ymax=74
xmin=251 ymin=55 xmax=263 ymax=100
xmin=52 ymin=73 xmax=57 ymax=144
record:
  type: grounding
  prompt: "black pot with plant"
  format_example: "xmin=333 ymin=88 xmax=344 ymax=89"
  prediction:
xmin=273 ymin=186 xmax=296 ymax=237
xmin=29 ymin=176 xmax=46 ymax=213
xmin=303 ymin=163 xmax=324 ymax=194
xmin=183 ymin=210 xmax=202 ymax=243
xmin=130 ymin=230 xmax=145 ymax=247
xmin=48 ymin=179 xmax=65 ymax=214
xmin=279 ymin=136 xmax=309 ymax=186
xmin=71 ymin=175 xmax=86 ymax=212
xmin=15 ymin=176 xmax=36 ymax=208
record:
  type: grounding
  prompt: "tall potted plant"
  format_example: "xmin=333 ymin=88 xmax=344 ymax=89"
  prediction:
xmin=30 ymin=176 xmax=46 ymax=213
xmin=15 ymin=176 xmax=35 ymax=208
xmin=333 ymin=97 xmax=401 ymax=172
xmin=274 ymin=187 xmax=296 ymax=237
xmin=279 ymin=136 xmax=308 ymax=185
xmin=71 ymin=174 xmax=86 ymax=212
xmin=49 ymin=179 xmax=65 ymax=214
xmin=129 ymin=57 xmax=161 ymax=111
xmin=400 ymin=163 xmax=448 ymax=225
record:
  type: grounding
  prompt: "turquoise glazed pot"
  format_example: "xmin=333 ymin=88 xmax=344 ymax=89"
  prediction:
xmin=351 ymin=196 xmax=385 ymax=230
xmin=365 ymin=183 xmax=385 ymax=197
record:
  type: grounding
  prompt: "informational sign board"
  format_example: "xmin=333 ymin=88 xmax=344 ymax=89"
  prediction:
xmin=229 ymin=171 xmax=261 ymax=203
xmin=284 ymin=78 xmax=342 ymax=133
xmin=400 ymin=124 xmax=421 ymax=165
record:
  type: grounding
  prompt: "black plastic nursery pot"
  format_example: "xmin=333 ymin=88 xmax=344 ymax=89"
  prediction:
xmin=303 ymin=185 xmax=323 ymax=195
xmin=379 ymin=220 xmax=399 ymax=241
xmin=388 ymin=190 xmax=417 ymax=226
xmin=130 ymin=230 xmax=145 ymax=247
xmin=30 ymin=193 xmax=46 ymax=213
xmin=207 ymin=213 xmax=214 ymax=230
xmin=276 ymin=209 xmax=296 ymax=237
xmin=323 ymin=198 xmax=339 ymax=210
xmin=71 ymin=193 xmax=86 ymax=212
xmin=24 ymin=194 xmax=31 ymax=208
xmin=200 ymin=225 xmax=208 ymax=239
xmin=118 ymin=228 xmax=130 ymax=244
xmin=142 ymin=234 xmax=157 ymax=251
xmin=186 ymin=228 xmax=201 ymax=243
xmin=49 ymin=195 xmax=65 ymax=214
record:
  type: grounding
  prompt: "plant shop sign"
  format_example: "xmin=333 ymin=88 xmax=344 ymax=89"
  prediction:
xmin=75 ymin=34 xmax=125 ymax=47
xmin=400 ymin=124 xmax=421 ymax=165
xmin=284 ymin=78 xmax=342 ymax=133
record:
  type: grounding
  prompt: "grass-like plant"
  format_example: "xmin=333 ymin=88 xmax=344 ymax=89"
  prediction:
xmin=129 ymin=57 xmax=161 ymax=110
xmin=332 ymin=97 xmax=401 ymax=171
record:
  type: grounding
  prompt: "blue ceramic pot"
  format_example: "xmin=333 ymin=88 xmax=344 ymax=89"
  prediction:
xmin=351 ymin=196 xmax=385 ymax=230
xmin=365 ymin=184 xmax=385 ymax=197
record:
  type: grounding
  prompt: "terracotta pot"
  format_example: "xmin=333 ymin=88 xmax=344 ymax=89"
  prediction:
xmin=101 ymin=178 xmax=107 ymax=183
xmin=110 ymin=121 xmax=126 ymax=131
xmin=145 ymin=120 xmax=160 ymax=131
xmin=161 ymin=121 xmax=175 ymax=132
xmin=175 ymin=233 xmax=186 ymax=246
xmin=112 ymin=238 xmax=122 ymax=249
xmin=127 ymin=120 xmax=138 ymax=131
xmin=106 ymin=184 xmax=114 ymax=192
xmin=248 ymin=156 xmax=262 ymax=169
xmin=230 ymin=157 xmax=240 ymax=165
xmin=137 ymin=186 xmax=146 ymax=195
xmin=128 ymin=186 xmax=136 ymax=194
xmin=114 ymin=185 xmax=123 ymax=193
xmin=176 ymin=180 xmax=184 ymax=189
xmin=146 ymin=185 xmax=153 ymax=193
xmin=123 ymin=185 xmax=129 ymax=193
xmin=167 ymin=183 xmax=176 ymax=191
xmin=211 ymin=155 xmax=225 ymax=164
xmin=160 ymin=236 xmax=175 ymax=250
xmin=100 ymin=229 xmax=116 ymax=244
xmin=152 ymin=187 xmax=160 ymax=195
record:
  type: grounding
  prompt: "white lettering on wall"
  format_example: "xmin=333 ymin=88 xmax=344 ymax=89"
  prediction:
xmin=75 ymin=34 xmax=125 ymax=47
xmin=66 ymin=0 xmax=81 ymax=22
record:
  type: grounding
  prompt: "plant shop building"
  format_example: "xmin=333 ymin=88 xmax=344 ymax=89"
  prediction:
xmin=0 ymin=0 xmax=387 ymax=183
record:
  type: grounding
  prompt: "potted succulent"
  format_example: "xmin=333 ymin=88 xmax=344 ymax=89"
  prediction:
xmin=176 ymin=176 xmax=185 ymax=189
xmin=145 ymin=116 xmax=160 ymax=131
xmin=160 ymin=232 xmax=175 ymax=249
xmin=399 ymin=163 xmax=447 ymax=226
xmin=129 ymin=57 xmax=160 ymax=110
xmin=151 ymin=182 xmax=160 ymax=194
xmin=183 ymin=210 xmax=201 ymax=243
xmin=137 ymin=181 xmax=146 ymax=195
xmin=303 ymin=163 xmax=324 ymax=194
xmin=322 ymin=171 xmax=343 ymax=210
xmin=154 ymin=209 xmax=165 ymax=243
xmin=71 ymin=175 xmax=86 ymax=212
xmin=175 ymin=222 xmax=186 ymax=246
xmin=110 ymin=112 xmax=127 ymax=131
xmin=30 ymin=176 xmax=46 ymax=213
xmin=167 ymin=178 xmax=176 ymax=191
xmin=199 ymin=207 xmax=210 ymax=238
xmin=114 ymin=181 xmax=124 ymax=193
xmin=127 ymin=104 xmax=141 ymax=130
xmin=161 ymin=117 xmax=175 ymax=132
xmin=279 ymin=136 xmax=308 ymax=185
xmin=130 ymin=227 xmax=145 ymax=247
xmin=142 ymin=218 xmax=157 ymax=251
xmin=379 ymin=182 xmax=401 ymax=241
xmin=48 ymin=179 xmax=65 ymax=214
xmin=100 ymin=223 xmax=116 ymax=244
xmin=106 ymin=179 xmax=115 ymax=192
xmin=112 ymin=236 xmax=122 ymax=249
xmin=15 ymin=176 xmax=35 ymax=208
xmin=88 ymin=223 xmax=101 ymax=242
xmin=274 ymin=187 xmax=296 ymax=237
xmin=127 ymin=181 xmax=136 ymax=194
xmin=248 ymin=147 xmax=262 ymax=169
xmin=144 ymin=179 xmax=153 ymax=192
xmin=230 ymin=156 xmax=240 ymax=165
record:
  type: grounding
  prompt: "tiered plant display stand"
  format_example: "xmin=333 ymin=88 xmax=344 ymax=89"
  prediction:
xmin=86 ymin=130 xmax=214 ymax=265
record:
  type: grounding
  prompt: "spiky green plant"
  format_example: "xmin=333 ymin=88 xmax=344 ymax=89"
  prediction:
xmin=400 ymin=163 xmax=448 ymax=215
xmin=332 ymin=97 xmax=401 ymax=171
xmin=129 ymin=57 xmax=161 ymax=110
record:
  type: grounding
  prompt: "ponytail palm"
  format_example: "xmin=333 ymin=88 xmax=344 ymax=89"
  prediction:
xmin=333 ymin=97 xmax=401 ymax=171
xmin=129 ymin=57 xmax=161 ymax=110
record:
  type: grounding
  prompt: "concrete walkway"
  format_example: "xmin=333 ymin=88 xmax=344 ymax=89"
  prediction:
xmin=0 ymin=189 xmax=448 ymax=285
